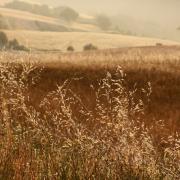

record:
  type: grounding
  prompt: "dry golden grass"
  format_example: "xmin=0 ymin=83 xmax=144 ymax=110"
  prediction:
xmin=0 ymin=45 xmax=180 ymax=127
xmin=4 ymin=30 xmax=180 ymax=52
xmin=0 ymin=60 xmax=179 ymax=179
xmin=0 ymin=45 xmax=180 ymax=179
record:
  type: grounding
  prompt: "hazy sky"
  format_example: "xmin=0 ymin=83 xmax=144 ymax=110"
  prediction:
xmin=6 ymin=0 xmax=180 ymax=41
xmin=31 ymin=0 xmax=179 ymax=25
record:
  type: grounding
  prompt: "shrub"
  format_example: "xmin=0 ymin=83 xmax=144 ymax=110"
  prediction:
xmin=156 ymin=43 xmax=163 ymax=46
xmin=67 ymin=45 xmax=74 ymax=52
xmin=0 ymin=31 xmax=8 ymax=49
xmin=8 ymin=38 xmax=29 ymax=51
xmin=83 ymin=43 xmax=98 ymax=51
xmin=13 ymin=44 xmax=29 ymax=51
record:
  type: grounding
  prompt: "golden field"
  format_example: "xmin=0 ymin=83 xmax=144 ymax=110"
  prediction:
xmin=0 ymin=44 xmax=180 ymax=179
xmin=0 ymin=1 xmax=180 ymax=179
xmin=4 ymin=30 xmax=180 ymax=52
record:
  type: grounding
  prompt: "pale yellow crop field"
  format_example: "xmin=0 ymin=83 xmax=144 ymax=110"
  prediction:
xmin=4 ymin=30 xmax=180 ymax=52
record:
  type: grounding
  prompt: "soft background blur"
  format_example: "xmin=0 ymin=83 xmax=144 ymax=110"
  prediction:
xmin=0 ymin=0 xmax=180 ymax=43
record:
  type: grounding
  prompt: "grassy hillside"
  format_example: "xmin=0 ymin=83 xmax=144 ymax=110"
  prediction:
xmin=4 ymin=30 xmax=180 ymax=52
xmin=0 ymin=7 xmax=98 ymax=32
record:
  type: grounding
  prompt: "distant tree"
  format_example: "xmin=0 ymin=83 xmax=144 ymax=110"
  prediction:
xmin=0 ymin=31 xmax=8 ymax=49
xmin=83 ymin=43 xmax=98 ymax=51
xmin=67 ymin=46 xmax=74 ymax=52
xmin=57 ymin=7 xmax=79 ymax=22
xmin=96 ymin=14 xmax=112 ymax=31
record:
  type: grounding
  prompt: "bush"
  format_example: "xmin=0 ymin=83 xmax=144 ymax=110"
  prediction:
xmin=156 ymin=43 xmax=163 ymax=47
xmin=14 ymin=45 xmax=29 ymax=51
xmin=0 ymin=31 xmax=8 ymax=49
xmin=83 ymin=43 xmax=98 ymax=51
xmin=67 ymin=46 xmax=74 ymax=52
xmin=8 ymin=38 xmax=29 ymax=51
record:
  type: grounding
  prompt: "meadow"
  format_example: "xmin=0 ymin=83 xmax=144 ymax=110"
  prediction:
xmin=4 ymin=30 xmax=179 ymax=52
xmin=0 ymin=45 xmax=180 ymax=179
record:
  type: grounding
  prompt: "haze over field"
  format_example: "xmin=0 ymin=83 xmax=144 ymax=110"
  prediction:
xmin=1 ymin=0 xmax=179 ymax=42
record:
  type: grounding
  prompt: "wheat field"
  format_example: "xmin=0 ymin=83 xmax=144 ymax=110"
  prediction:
xmin=4 ymin=30 xmax=180 ymax=52
xmin=0 ymin=45 xmax=180 ymax=179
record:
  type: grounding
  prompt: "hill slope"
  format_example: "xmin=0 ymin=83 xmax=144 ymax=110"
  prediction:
xmin=4 ymin=30 xmax=180 ymax=52
xmin=0 ymin=7 xmax=98 ymax=32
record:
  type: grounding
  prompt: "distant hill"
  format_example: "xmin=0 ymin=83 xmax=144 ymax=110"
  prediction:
xmin=0 ymin=7 xmax=98 ymax=32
